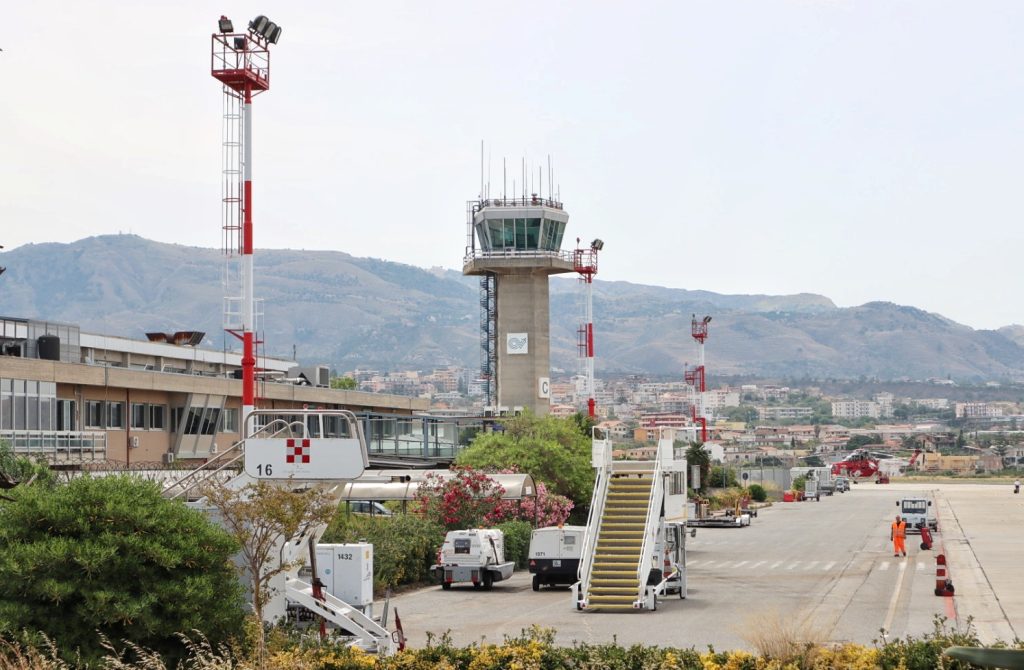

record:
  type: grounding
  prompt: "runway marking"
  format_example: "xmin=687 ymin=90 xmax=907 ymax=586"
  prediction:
xmin=687 ymin=560 xmax=700 ymax=566
xmin=880 ymin=561 xmax=890 ymax=571
xmin=733 ymin=561 xmax=748 ymax=568
xmin=802 ymin=561 xmax=817 ymax=570
xmin=916 ymin=561 xmax=927 ymax=571
xmin=823 ymin=561 xmax=836 ymax=571
xmin=770 ymin=561 xmax=784 ymax=569
xmin=787 ymin=562 xmax=801 ymax=570
xmin=750 ymin=561 xmax=766 ymax=570
xmin=883 ymin=559 xmax=910 ymax=633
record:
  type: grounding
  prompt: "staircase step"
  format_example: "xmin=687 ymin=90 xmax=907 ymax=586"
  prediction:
xmin=590 ymin=586 xmax=636 ymax=595
xmin=592 ymin=575 xmax=637 ymax=582
xmin=589 ymin=598 xmax=634 ymax=610
xmin=585 ymin=603 xmax=638 ymax=612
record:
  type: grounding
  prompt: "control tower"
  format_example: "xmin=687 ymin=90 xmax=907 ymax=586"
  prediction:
xmin=464 ymin=194 xmax=575 ymax=416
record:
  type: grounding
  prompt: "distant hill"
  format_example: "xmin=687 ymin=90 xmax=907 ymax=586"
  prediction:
xmin=1 ymin=235 xmax=1022 ymax=381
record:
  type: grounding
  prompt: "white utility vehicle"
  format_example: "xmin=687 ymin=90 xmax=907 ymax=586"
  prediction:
xmin=804 ymin=477 xmax=820 ymax=502
xmin=432 ymin=528 xmax=516 ymax=590
xmin=528 ymin=525 xmax=585 ymax=590
xmin=897 ymin=497 xmax=937 ymax=533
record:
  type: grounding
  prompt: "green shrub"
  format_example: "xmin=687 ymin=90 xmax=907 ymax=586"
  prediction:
xmin=792 ymin=475 xmax=807 ymax=492
xmin=323 ymin=512 xmax=444 ymax=589
xmin=747 ymin=483 xmax=767 ymax=502
xmin=0 ymin=475 xmax=244 ymax=666
xmin=495 ymin=520 xmax=533 ymax=568
xmin=708 ymin=465 xmax=738 ymax=488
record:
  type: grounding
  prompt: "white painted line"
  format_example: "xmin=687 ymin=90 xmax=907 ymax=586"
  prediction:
xmin=701 ymin=561 xmax=716 ymax=568
xmin=804 ymin=561 xmax=818 ymax=570
xmin=770 ymin=561 xmax=784 ymax=569
xmin=787 ymin=562 xmax=801 ymax=570
xmin=880 ymin=561 xmax=890 ymax=571
xmin=823 ymin=561 xmax=836 ymax=571
xmin=883 ymin=559 xmax=910 ymax=633
xmin=750 ymin=561 xmax=766 ymax=569
xmin=733 ymin=561 xmax=748 ymax=568
xmin=916 ymin=561 xmax=926 ymax=571
xmin=687 ymin=560 xmax=700 ymax=566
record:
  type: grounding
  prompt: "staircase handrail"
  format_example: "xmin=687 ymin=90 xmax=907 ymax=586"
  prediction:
xmin=575 ymin=436 xmax=611 ymax=605
xmin=165 ymin=419 xmax=309 ymax=500
xmin=635 ymin=446 xmax=664 ymax=606
xmin=285 ymin=578 xmax=394 ymax=655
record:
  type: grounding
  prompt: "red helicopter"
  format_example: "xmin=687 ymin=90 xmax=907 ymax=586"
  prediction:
xmin=830 ymin=449 xmax=882 ymax=480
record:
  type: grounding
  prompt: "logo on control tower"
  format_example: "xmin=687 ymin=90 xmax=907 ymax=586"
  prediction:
xmin=507 ymin=333 xmax=529 ymax=354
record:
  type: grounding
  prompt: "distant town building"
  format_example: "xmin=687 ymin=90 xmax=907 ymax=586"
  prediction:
xmin=954 ymin=402 xmax=1004 ymax=419
xmin=757 ymin=406 xmax=814 ymax=421
xmin=831 ymin=400 xmax=891 ymax=419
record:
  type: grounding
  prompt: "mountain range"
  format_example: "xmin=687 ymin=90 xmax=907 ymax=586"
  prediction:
xmin=1 ymin=235 xmax=1022 ymax=382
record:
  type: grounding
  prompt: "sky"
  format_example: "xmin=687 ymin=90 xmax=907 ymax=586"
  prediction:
xmin=2 ymin=1 xmax=1023 ymax=330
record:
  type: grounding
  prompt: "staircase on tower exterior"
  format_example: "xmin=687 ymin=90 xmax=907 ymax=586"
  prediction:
xmin=585 ymin=467 xmax=655 ymax=611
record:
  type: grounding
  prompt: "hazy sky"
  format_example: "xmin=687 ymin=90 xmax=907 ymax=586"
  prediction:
xmin=3 ymin=1 xmax=1023 ymax=329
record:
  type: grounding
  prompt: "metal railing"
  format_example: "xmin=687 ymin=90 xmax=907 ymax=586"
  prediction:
xmin=464 ymin=247 xmax=576 ymax=265
xmin=165 ymin=414 xmax=345 ymax=500
xmin=635 ymin=445 xmax=664 ymax=607
xmin=475 ymin=196 xmax=563 ymax=210
xmin=2 ymin=430 xmax=107 ymax=462
xmin=575 ymin=435 xmax=611 ymax=607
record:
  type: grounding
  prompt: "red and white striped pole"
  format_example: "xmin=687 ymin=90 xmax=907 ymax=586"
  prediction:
xmin=241 ymin=83 xmax=255 ymax=424
xmin=584 ymin=271 xmax=595 ymax=418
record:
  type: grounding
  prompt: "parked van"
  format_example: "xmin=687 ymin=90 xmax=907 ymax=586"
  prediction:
xmin=528 ymin=525 xmax=585 ymax=590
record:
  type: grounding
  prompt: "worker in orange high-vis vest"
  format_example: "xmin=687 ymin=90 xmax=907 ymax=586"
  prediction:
xmin=891 ymin=515 xmax=907 ymax=557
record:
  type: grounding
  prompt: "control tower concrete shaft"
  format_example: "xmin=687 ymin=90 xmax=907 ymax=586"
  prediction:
xmin=463 ymin=195 xmax=575 ymax=416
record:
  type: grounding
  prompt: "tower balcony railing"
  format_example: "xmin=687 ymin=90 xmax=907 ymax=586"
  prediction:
xmin=475 ymin=196 xmax=564 ymax=211
xmin=464 ymin=247 xmax=576 ymax=265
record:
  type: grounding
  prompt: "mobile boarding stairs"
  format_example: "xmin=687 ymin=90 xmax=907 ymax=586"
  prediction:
xmin=573 ymin=430 xmax=689 ymax=612
xmin=162 ymin=409 xmax=400 ymax=655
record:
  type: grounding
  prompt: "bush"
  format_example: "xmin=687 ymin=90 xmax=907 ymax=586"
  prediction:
xmin=792 ymin=475 xmax=807 ymax=492
xmin=0 ymin=475 xmax=244 ymax=666
xmin=3 ymin=616 xmax=1023 ymax=670
xmin=495 ymin=520 xmax=533 ymax=569
xmin=747 ymin=483 xmax=767 ymax=502
xmin=708 ymin=466 xmax=738 ymax=488
xmin=414 ymin=468 xmax=506 ymax=532
xmin=456 ymin=414 xmax=594 ymax=506
xmin=323 ymin=513 xmax=444 ymax=590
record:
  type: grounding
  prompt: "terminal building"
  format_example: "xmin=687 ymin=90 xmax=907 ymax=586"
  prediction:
xmin=0 ymin=315 xmax=432 ymax=465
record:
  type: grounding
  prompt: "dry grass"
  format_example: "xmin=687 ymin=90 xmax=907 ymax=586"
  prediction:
xmin=0 ymin=638 xmax=71 ymax=670
xmin=738 ymin=608 xmax=829 ymax=669
xmin=0 ymin=634 xmax=240 ymax=670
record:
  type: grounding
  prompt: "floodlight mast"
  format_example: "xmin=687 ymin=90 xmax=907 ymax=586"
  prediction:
xmin=688 ymin=314 xmax=711 ymax=442
xmin=211 ymin=16 xmax=279 ymax=426
xmin=573 ymin=240 xmax=600 ymax=418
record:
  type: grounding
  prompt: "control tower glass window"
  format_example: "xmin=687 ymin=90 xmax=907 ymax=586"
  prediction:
xmin=477 ymin=217 xmax=564 ymax=252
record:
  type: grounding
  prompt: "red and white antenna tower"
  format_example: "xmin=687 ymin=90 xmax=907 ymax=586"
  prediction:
xmin=686 ymin=314 xmax=711 ymax=442
xmin=573 ymin=238 xmax=602 ymax=418
xmin=211 ymin=15 xmax=282 ymax=426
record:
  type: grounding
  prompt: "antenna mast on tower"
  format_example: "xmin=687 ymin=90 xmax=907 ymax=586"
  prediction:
xmin=211 ymin=14 xmax=282 ymax=427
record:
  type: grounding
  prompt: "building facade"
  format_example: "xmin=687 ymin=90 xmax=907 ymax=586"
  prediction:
xmin=0 ymin=316 xmax=428 ymax=465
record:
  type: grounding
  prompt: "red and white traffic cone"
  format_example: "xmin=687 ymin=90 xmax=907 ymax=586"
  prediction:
xmin=934 ymin=553 xmax=955 ymax=597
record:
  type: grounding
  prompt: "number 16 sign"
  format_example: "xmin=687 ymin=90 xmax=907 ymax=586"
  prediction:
xmin=243 ymin=437 xmax=367 ymax=480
